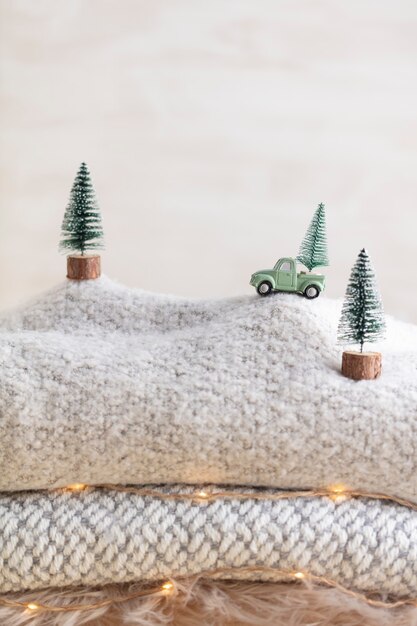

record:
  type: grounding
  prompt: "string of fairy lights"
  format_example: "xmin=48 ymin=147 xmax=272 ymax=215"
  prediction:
xmin=1 ymin=483 xmax=416 ymax=615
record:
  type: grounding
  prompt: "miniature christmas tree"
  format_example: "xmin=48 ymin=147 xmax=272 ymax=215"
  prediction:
xmin=297 ymin=203 xmax=329 ymax=271
xmin=60 ymin=163 xmax=104 ymax=280
xmin=338 ymin=248 xmax=385 ymax=380
xmin=60 ymin=162 xmax=104 ymax=256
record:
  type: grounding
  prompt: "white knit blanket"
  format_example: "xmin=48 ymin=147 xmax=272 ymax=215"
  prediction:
xmin=1 ymin=277 xmax=416 ymax=500
xmin=1 ymin=486 xmax=415 ymax=596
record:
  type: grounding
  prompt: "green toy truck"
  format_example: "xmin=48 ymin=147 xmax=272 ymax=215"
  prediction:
xmin=250 ymin=257 xmax=325 ymax=298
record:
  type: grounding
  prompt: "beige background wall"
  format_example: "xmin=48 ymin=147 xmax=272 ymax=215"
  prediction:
xmin=1 ymin=0 xmax=417 ymax=322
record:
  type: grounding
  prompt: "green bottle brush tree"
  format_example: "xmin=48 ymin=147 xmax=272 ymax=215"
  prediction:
xmin=297 ymin=202 xmax=329 ymax=272
xmin=338 ymin=248 xmax=385 ymax=380
xmin=60 ymin=162 xmax=104 ymax=280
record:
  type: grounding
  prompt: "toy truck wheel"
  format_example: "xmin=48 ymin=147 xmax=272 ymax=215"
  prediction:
xmin=304 ymin=285 xmax=320 ymax=299
xmin=257 ymin=281 xmax=272 ymax=296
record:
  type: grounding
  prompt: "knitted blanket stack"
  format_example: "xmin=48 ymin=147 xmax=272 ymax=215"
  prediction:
xmin=0 ymin=277 xmax=416 ymax=607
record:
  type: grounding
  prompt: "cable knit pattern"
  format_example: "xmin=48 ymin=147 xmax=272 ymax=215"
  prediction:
xmin=0 ymin=486 xmax=416 ymax=595
xmin=0 ymin=276 xmax=416 ymax=497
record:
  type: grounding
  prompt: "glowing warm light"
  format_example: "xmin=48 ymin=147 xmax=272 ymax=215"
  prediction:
xmin=196 ymin=490 xmax=209 ymax=499
xmin=328 ymin=484 xmax=349 ymax=502
xmin=161 ymin=581 xmax=174 ymax=593
xmin=293 ymin=572 xmax=305 ymax=579
xmin=329 ymin=484 xmax=347 ymax=494
xmin=67 ymin=484 xmax=87 ymax=492
xmin=26 ymin=603 xmax=39 ymax=611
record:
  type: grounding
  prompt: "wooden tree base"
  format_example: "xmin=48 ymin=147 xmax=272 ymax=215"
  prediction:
xmin=341 ymin=351 xmax=382 ymax=381
xmin=67 ymin=255 xmax=101 ymax=280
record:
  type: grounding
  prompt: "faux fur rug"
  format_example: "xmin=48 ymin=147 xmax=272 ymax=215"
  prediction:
xmin=1 ymin=579 xmax=416 ymax=626
xmin=1 ymin=277 xmax=417 ymax=498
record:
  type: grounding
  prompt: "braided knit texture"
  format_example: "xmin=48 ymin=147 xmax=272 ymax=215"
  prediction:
xmin=1 ymin=486 xmax=416 ymax=595
xmin=0 ymin=276 xmax=416 ymax=498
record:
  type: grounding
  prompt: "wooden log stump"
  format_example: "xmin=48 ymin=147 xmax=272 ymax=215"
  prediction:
xmin=341 ymin=351 xmax=382 ymax=381
xmin=67 ymin=255 xmax=101 ymax=280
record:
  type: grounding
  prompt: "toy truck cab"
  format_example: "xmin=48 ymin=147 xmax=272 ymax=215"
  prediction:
xmin=250 ymin=257 xmax=325 ymax=299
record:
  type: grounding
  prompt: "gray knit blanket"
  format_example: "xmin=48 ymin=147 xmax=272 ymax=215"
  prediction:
xmin=1 ymin=277 xmax=416 ymax=500
xmin=1 ymin=279 xmax=417 ymax=599
xmin=1 ymin=486 xmax=416 ymax=596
